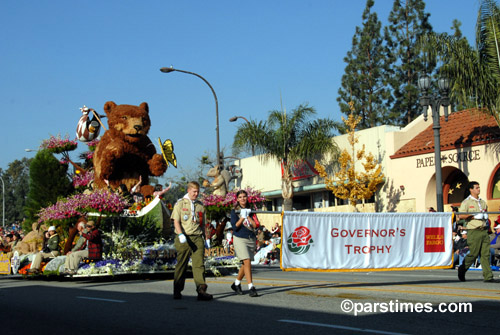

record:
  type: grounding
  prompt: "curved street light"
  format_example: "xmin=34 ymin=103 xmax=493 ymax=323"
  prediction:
xmin=229 ymin=116 xmax=250 ymax=123
xmin=229 ymin=115 xmax=255 ymax=156
xmin=418 ymin=75 xmax=451 ymax=212
xmin=160 ymin=67 xmax=222 ymax=167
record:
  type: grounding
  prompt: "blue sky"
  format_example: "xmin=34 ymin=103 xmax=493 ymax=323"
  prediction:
xmin=0 ymin=0 xmax=480 ymax=182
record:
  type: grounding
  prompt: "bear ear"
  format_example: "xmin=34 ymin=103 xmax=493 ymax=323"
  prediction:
xmin=140 ymin=102 xmax=149 ymax=113
xmin=104 ymin=101 xmax=117 ymax=115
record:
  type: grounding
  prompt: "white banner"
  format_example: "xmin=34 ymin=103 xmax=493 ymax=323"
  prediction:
xmin=281 ymin=212 xmax=452 ymax=271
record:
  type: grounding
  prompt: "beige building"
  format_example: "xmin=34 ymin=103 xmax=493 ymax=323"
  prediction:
xmin=390 ymin=108 xmax=500 ymax=214
xmin=231 ymin=108 xmax=500 ymax=221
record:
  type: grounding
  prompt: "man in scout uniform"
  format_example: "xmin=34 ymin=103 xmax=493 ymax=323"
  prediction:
xmin=172 ymin=181 xmax=213 ymax=300
xmin=458 ymin=181 xmax=497 ymax=282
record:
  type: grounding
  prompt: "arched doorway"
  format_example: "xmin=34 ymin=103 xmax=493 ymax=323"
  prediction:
xmin=487 ymin=163 xmax=500 ymax=199
xmin=443 ymin=168 xmax=469 ymax=205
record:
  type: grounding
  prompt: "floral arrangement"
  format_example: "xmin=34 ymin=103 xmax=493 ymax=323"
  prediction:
xmin=16 ymin=230 xmax=239 ymax=277
xmin=78 ymin=259 xmax=123 ymax=276
xmin=75 ymin=189 xmax=129 ymax=216
xmin=77 ymin=234 xmax=178 ymax=275
xmin=201 ymin=188 xmax=266 ymax=220
xmin=73 ymin=170 xmax=94 ymax=189
xmin=102 ymin=228 xmax=146 ymax=259
xmin=201 ymin=193 xmax=233 ymax=220
xmin=86 ymin=138 xmax=100 ymax=152
xmin=37 ymin=190 xmax=129 ymax=224
xmin=38 ymin=197 xmax=84 ymax=223
xmin=81 ymin=151 xmax=94 ymax=160
xmin=240 ymin=188 xmax=267 ymax=210
xmin=74 ymin=251 xmax=236 ymax=276
xmin=18 ymin=264 xmax=31 ymax=275
xmin=40 ymin=134 xmax=78 ymax=154
xmin=127 ymin=197 xmax=154 ymax=215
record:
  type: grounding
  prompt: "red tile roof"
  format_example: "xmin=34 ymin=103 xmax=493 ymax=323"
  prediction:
xmin=390 ymin=109 xmax=500 ymax=159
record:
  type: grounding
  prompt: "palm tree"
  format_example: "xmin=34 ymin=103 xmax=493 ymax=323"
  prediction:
xmin=419 ymin=0 xmax=500 ymax=124
xmin=232 ymin=104 xmax=339 ymax=211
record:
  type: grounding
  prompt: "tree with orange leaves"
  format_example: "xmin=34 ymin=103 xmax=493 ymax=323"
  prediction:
xmin=315 ymin=102 xmax=384 ymax=206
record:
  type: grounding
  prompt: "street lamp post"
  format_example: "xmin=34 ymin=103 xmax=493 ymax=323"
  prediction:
xmin=160 ymin=67 xmax=222 ymax=167
xmin=417 ymin=76 xmax=451 ymax=212
xmin=229 ymin=116 xmax=250 ymax=123
xmin=0 ymin=175 xmax=4 ymax=229
xmin=229 ymin=116 xmax=255 ymax=155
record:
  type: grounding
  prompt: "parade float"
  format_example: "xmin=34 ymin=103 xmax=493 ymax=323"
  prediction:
xmin=1 ymin=102 xmax=265 ymax=278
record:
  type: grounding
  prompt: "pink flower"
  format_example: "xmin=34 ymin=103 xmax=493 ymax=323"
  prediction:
xmin=40 ymin=134 xmax=78 ymax=153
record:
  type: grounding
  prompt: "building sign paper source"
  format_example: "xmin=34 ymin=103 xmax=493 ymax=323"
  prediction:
xmin=281 ymin=212 xmax=452 ymax=272
xmin=416 ymin=149 xmax=480 ymax=168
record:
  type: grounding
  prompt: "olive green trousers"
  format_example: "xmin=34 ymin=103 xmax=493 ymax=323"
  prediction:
xmin=174 ymin=234 xmax=206 ymax=293
xmin=463 ymin=228 xmax=493 ymax=281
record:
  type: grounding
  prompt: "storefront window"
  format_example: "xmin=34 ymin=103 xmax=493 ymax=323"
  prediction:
xmin=328 ymin=192 xmax=348 ymax=206
xmin=364 ymin=194 xmax=375 ymax=204
xmin=313 ymin=192 xmax=323 ymax=208
xmin=275 ymin=198 xmax=283 ymax=211
xmin=293 ymin=195 xmax=310 ymax=210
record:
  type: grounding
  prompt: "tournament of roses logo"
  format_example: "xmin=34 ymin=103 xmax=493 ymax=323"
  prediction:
xmin=287 ymin=226 xmax=314 ymax=255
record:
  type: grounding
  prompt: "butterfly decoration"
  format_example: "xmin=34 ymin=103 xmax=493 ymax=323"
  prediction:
xmin=158 ymin=138 xmax=177 ymax=168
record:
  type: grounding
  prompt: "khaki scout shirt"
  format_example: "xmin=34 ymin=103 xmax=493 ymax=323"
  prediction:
xmin=172 ymin=198 xmax=205 ymax=236
xmin=459 ymin=196 xmax=488 ymax=230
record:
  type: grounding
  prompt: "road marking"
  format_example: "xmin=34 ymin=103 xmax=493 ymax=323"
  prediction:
xmin=251 ymin=276 xmax=500 ymax=293
xmin=206 ymin=278 xmax=500 ymax=300
xmin=329 ymin=286 xmax=500 ymax=301
xmin=278 ymin=319 xmax=409 ymax=335
xmin=209 ymin=277 xmax=500 ymax=293
xmin=76 ymin=296 xmax=126 ymax=303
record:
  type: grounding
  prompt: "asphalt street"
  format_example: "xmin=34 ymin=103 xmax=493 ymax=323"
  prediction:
xmin=1 ymin=266 xmax=499 ymax=335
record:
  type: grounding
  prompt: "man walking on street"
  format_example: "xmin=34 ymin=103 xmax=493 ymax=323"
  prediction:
xmin=458 ymin=181 xmax=497 ymax=282
xmin=172 ymin=181 xmax=213 ymax=300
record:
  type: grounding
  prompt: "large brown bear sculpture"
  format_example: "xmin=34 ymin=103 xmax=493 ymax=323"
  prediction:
xmin=93 ymin=101 xmax=167 ymax=196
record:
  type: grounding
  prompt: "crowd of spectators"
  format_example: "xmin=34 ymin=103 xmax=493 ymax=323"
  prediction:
xmin=0 ymin=222 xmax=24 ymax=255
xmin=0 ymin=217 xmax=103 ymax=275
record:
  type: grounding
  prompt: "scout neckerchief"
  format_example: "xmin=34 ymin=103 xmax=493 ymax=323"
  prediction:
xmin=467 ymin=194 xmax=484 ymax=213
xmin=183 ymin=193 xmax=196 ymax=222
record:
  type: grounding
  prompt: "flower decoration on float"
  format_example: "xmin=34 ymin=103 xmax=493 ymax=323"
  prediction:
xmin=40 ymin=134 xmax=78 ymax=154
xmin=127 ymin=196 xmax=154 ymax=215
xmin=86 ymin=138 xmax=100 ymax=152
xmin=37 ymin=190 xmax=129 ymax=227
xmin=201 ymin=187 xmax=266 ymax=220
xmin=79 ymin=138 xmax=100 ymax=163
xmin=37 ymin=197 xmax=84 ymax=225
xmin=75 ymin=189 xmax=129 ymax=216
xmin=202 ymin=193 xmax=233 ymax=220
xmin=72 ymin=170 xmax=94 ymax=189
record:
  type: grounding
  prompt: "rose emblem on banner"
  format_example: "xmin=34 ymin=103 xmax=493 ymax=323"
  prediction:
xmin=287 ymin=226 xmax=314 ymax=255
